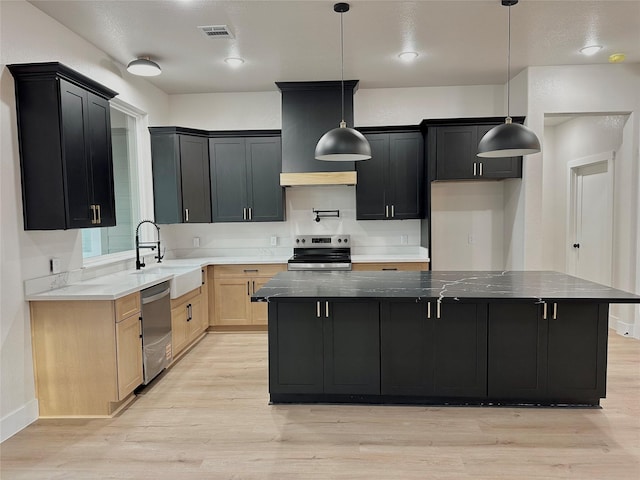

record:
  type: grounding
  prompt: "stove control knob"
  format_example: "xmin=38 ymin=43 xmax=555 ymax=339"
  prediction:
xmin=344 ymin=238 xmax=348 ymax=243
xmin=296 ymin=238 xmax=300 ymax=243
xmin=301 ymin=239 xmax=306 ymax=243
xmin=338 ymin=238 xmax=342 ymax=243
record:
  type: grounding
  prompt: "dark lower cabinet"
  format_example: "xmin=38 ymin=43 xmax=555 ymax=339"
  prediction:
xmin=268 ymin=300 xmax=380 ymax=395
xmin=381 ymin=301 xmax=487 ymax=398
xmin=488 ymin=302 xmax=607 ymax=403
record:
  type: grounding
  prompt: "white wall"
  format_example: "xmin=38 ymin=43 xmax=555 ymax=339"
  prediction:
xmin=520 ymin=64 xmax=640 ymax=336
xmin=0 ymin=0 xmax=171 ymax=441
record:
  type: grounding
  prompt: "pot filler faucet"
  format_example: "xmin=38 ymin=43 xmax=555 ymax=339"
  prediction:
xmin=135 ymin=219 xmax=163 ymax=270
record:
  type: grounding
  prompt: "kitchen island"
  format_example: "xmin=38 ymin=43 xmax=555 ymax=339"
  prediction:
xmin=252 ymin=271 xmax=640 ymax=407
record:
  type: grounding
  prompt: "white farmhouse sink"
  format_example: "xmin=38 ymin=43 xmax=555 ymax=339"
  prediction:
xmin=131 ymin=265 xmax=202 ymax=299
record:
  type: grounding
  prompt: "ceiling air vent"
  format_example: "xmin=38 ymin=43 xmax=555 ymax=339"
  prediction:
xmin=198 ymin=25 xmax=234 ymax=39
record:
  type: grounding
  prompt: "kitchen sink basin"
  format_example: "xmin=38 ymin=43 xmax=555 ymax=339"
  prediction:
xmin=131 ymin=265 xmax=202 ymax=299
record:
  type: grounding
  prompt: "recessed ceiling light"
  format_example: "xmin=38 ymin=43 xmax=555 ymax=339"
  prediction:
xmin=398 ymin=51 xmax=419 ymax=62
xmin=579 ymin=45 xmax=603 ymax=56
xmin=224 ymin=57 xmax=244 ymax=67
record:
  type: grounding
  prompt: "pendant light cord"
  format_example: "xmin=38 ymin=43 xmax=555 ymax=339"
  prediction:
xmin=340 ymin=9 xmax=345 ymax=124
xmin=506 ymin=3 xmax=511 ymax=120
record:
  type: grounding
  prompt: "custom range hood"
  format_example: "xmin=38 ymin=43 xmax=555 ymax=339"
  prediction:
xmin=277 ymin=81 xmax=360 ymax=186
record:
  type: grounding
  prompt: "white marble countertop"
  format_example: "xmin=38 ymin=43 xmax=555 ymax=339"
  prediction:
xmin=25 ymin=251 xmax=430 ymax=301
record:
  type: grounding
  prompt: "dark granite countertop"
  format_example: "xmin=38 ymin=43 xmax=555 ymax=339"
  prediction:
xmin=251 ymin=270 xmax=640 ymax=303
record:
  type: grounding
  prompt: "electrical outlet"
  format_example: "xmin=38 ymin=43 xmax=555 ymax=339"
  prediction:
xmin=468 ymin=233 xmax=476 ymax=245
xmin=50 ymin=257 xmax=61 ymax=274
xmin=400 ymin=234 xmax=408 ymax=245
xmin=270 ymin=235 xmax=278 ymax=246
xmin=193 ymin=237 xmax=200 ymax=248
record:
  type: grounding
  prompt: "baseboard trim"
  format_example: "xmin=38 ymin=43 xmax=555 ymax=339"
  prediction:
xmin=1 ymin=398 xmax=38 ymax=443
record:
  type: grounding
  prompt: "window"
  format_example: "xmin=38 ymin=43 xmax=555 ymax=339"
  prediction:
xmin=82 ymin=106 xmax=140 ymax=259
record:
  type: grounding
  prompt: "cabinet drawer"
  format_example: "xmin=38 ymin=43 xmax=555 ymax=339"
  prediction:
xmin=115 ymin=292 xmax=141 ymax=322
xmin=213 ymin=264 xmax=286 ymax=278
xmin=352 ymin=262 xmax=428 ymax=272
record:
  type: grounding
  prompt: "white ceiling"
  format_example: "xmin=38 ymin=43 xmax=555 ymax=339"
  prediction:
xmin=29 ymin=0 xmax=640 ymax=95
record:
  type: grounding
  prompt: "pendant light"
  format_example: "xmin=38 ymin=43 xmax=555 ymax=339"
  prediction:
xmin=127 ymin=57 xmax=162 ymax=77
xmin=315 ymin=3 xmax=371 ymax=161
xmin=477 ymin=0 xmax=540 ymax=158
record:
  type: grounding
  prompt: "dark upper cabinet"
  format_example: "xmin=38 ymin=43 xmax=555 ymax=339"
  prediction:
xmin=356 ymin=131 xmax=424 ymax=220
xmin=8 ymin=62 xmax=118 ymax=230
xmin=488 ymin=302 xmax=608 ymax=403
xmin=381 ymin=300 xmax=487 ymax=397
xmin=277 ymin=81 xmax=358 ymax=173
xmin=210 ymin=136 xmax=283 ymax=223
xmin=424 ymin=118 xmax=523 ymax=181
xmin=149 ymin=129 xmax=211 ymax=224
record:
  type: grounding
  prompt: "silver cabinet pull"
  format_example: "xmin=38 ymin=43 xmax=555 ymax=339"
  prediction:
xmin=553 ymin=303 xmax=558 ymax=320
xmin=316 ymin=301 xmax=321 ymax=318
xmin=90 ymin=205 xmax=97 ymax=224
xmin=427 ymin=302 xmax=431 ymax=319
xmin=385 ymin=205 xmax=389 ymax=218
xmin=479 ymin=162 xmax=483 ymax=176
xmin=325 ymin=301 xmax=329 ymax=318
xmin=473 ymin=162 xmax=477 ymax=176
xmin=243 ymin=208 xmax=246 ymax=220
xmin=436 ymin=301 xmax=441 ymax=319
xmin=96 ymin=204 xmax=101 ymax=224
xmin=391 ymin=205 xmax=395 ymax=218
xmin=543 ymin=302 xmax=548 ymax=320
xmin=185 ymin=208 xmax=189 ymax=222
xmin=249 ymin=207 xmax=252 ymax=220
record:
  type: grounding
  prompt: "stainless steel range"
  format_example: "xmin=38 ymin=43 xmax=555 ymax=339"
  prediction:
xmin=288 ymin=235 xmax=352 ymax=271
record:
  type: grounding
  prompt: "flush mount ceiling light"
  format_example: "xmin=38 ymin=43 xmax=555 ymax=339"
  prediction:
xmin=398 ymin=51 xmax=419 ymax=62
xmin=224 ymin=57 xmax=245 ymax=67
xmin=126 ymin=57 xmax=162 ymax=76
xmin=580 ymin=45 xmax=603 ymax=56
xmin=315 ymin=2 xmax=371 ymax=162
xmin=478 ymin=0 xmax=541 ymax=158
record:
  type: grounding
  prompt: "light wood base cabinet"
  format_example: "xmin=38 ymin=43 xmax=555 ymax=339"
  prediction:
xmin=351 ymin=262 xmax=429 ymax=271
xmin=171 ymin=268 xmax=208 ymax=358
xmin=30 ymin=291 xmax=143 ymax=417
xmin=210 ymin=264 xmax=285 ymax=329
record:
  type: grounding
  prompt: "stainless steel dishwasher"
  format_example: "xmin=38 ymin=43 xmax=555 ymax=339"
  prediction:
xmin=140 ymin=281 xmax=172 ymax=384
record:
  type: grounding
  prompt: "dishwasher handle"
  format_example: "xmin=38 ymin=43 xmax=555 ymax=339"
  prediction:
xmin=141 ymin=287 xmax=171 ymax=304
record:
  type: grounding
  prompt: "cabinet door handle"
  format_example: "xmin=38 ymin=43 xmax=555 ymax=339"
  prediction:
xmin=185 ymin=208 xmax=189 ymax=222
xmin=553 ymin=303 xmax=558 ymax=320
xmin=186 ymin=303 xmax=191 ymax=321
xmin=325 ymin=301 xmax=329 ymax=318
xmin=243 ymin=208 xmax=247 ymax=220
xmin=385 ymin=205 xmax=389 ymax=218
xmin=427 ymin=302 xmax=431 ymax=319
xmin=243 ymin=269 xmax=259 ymax=273
xmin=90 ymin=205 xmax=97 ymax=224
xmin=249 ymin=207 xmax=252 ymax=220
xmin=473 ymin=162 xmax=477 ymax=176
xmin=247 ymin=281 xmax=250 ymax=296
xmin=391 ymin=205 xmax=395 ymax=218
xmin=96 ymin=204 xmax=101 ymax=224
xmin=543 ymin=302 xmax=548 ymax=320
xmin=479 ymin=162 xmax=483 ymax=176
xmin=316 ymin=301 xmax=321 ymax=318
xmin=436 ymin=301 xmax=441 ymax=319
xmin=252 ymin=281 xmax=256 ymax=294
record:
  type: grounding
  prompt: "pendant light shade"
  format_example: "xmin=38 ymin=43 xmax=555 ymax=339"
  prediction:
xmin=478 ymin=117 xmax=541 ymax=157
xmin=477 ymin=0 xmax=540 ymax=158
xmin=315 ymin=3 xmax=371 ymax=162
xmin=127 ymin=57 xmax=162 ymax=77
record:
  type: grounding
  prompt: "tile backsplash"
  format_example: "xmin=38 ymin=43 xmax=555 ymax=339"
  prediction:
xmin=161 ymin=185 xmax=422 ymax=255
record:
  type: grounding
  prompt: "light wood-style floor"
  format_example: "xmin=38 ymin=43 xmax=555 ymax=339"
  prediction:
xmin=2 ymin=331 xmax=640 ymax=479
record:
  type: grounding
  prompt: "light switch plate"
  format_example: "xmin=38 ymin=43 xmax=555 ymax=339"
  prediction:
xmin=50 ymin=257 xmax=61 ymax=274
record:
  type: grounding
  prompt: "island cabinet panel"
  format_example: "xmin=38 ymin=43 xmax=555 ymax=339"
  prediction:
xmin=381 ymin=301 xmax=487 ymax=397
xmin=323 ymin=301 xmax=380 ymax=395
xmin=488 ymin=302 xmax=607 ymax=403
xmin=268 ymin=300 xmax=380 ymax=395
xmin=268 ymin=302 xmax=324 ymax=394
